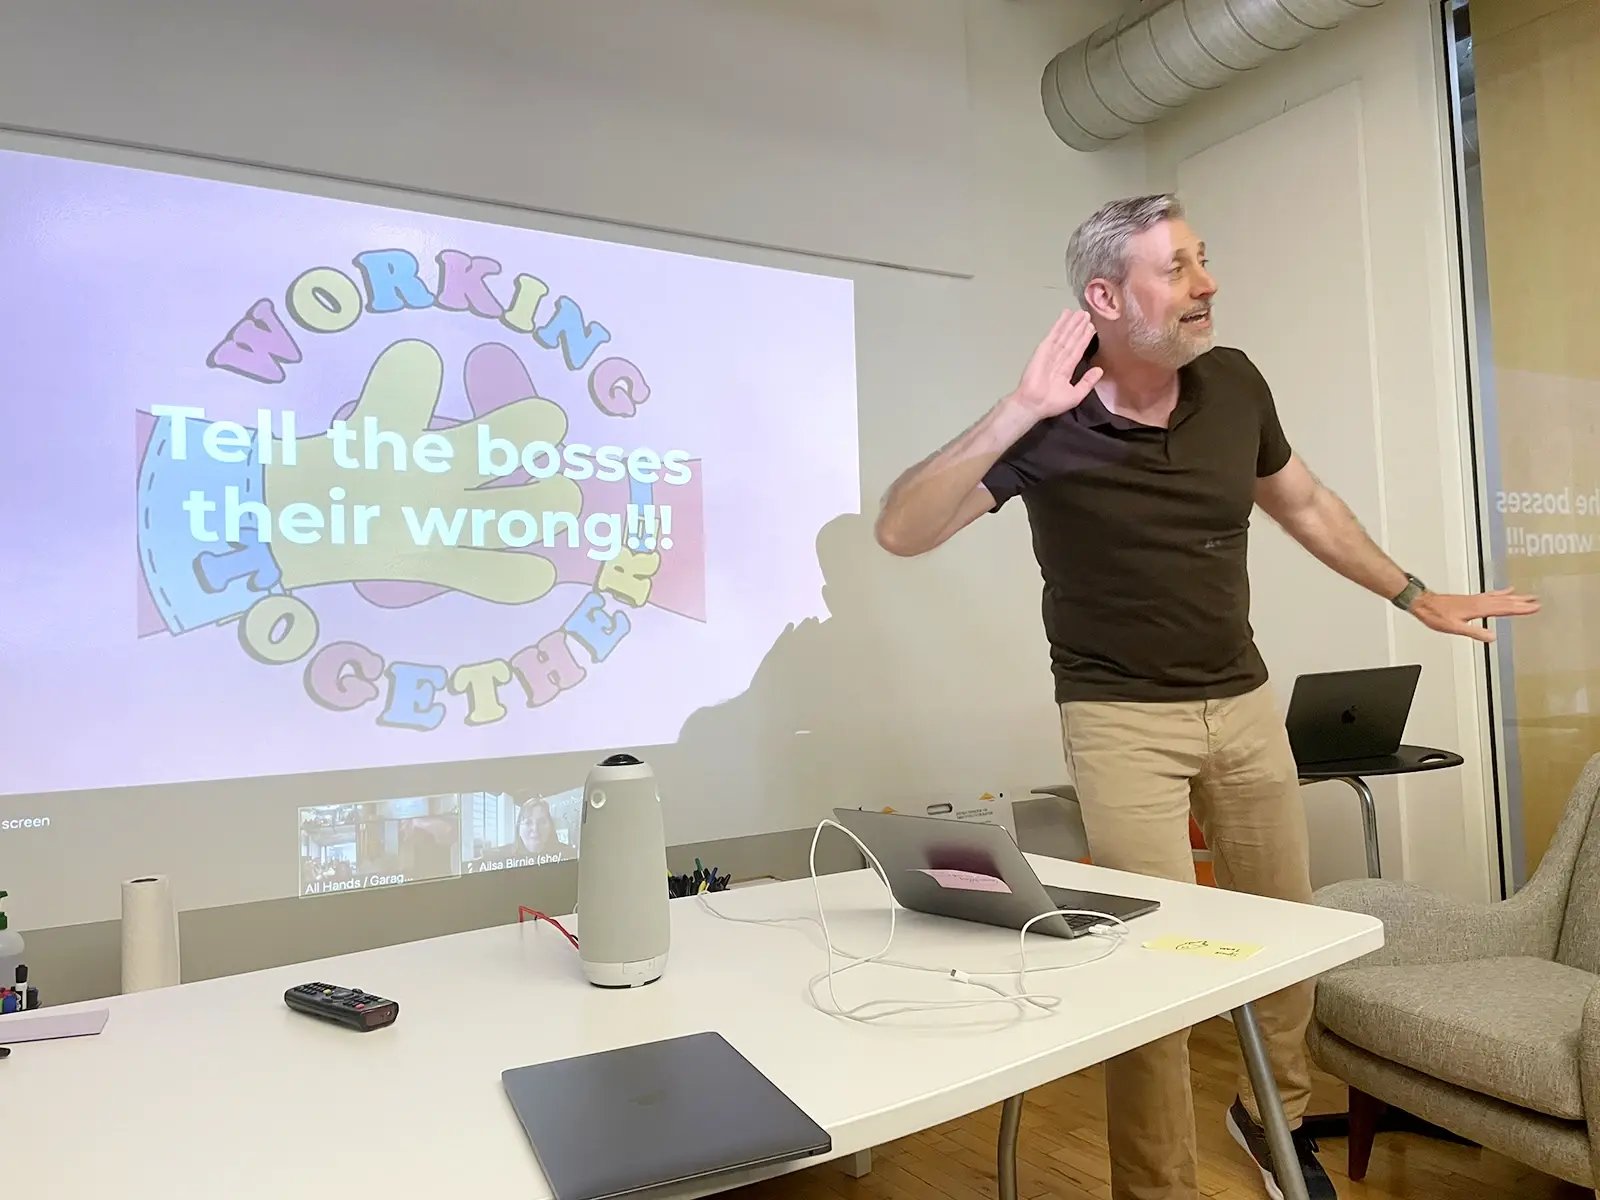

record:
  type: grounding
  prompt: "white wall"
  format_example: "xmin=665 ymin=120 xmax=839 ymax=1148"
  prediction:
xmin=1143 ymin=0 xmax=1496 ymax=901
xmin=2 ymin=0 xmax=979 ymax=277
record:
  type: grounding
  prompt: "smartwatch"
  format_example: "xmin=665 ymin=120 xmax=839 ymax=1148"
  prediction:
xmin=1391 ymin=573 xmax=1427 ymax=612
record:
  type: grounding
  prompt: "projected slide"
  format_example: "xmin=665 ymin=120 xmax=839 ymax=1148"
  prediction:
xmin=0 ymin=148 xmax=858 ymax=796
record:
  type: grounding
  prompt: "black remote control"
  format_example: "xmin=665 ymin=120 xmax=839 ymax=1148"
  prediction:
xmin=284 ymin=982 xmax=398 ymax=1031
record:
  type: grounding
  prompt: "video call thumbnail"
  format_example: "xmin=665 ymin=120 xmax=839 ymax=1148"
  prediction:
xmin=298 ymin=795 xmax=463 ymax=895
xmin=298 ymin=785 xmax=582 ymax=896
xmin=461 ymin=786 xmax=582 ymax=873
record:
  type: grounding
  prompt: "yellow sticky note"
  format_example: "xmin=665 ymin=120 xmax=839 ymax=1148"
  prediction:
xmin=1143 ymin=935 xmax=1263 ymax=961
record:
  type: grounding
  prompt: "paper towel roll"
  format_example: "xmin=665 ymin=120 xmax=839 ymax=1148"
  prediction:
xmin=121 ymin=875 xmax=180 ymax=992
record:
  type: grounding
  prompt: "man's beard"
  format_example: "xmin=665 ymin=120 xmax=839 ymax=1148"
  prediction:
xmin=1126 ymin=292 xmax=1213 ymax=370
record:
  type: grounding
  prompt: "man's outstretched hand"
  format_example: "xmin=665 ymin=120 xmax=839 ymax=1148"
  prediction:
xmin=1011 ymin=309 xmax=1104 ymax=419
xmin=1410 ymin=586 xmax=1541 ymax=642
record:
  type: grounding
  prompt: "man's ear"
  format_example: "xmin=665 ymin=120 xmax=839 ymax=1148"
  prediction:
xmin=1083 ymin=279 xmax=1119 ymax=321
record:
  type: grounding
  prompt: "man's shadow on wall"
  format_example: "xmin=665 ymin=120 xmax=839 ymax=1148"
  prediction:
xmin=670 ymin=510 xmax=1033 ymax=836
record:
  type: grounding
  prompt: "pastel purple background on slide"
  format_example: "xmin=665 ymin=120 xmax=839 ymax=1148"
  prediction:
xmin=0 ymin=147 xmax=858 ymax=797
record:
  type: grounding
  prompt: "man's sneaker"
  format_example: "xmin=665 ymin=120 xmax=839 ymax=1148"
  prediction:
xmin=1226 ymin=1096 xmax=1337 ymax=1200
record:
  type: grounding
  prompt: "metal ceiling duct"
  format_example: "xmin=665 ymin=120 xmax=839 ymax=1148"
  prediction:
xmin=1042 ymin=0 xmax=1389 ymax=151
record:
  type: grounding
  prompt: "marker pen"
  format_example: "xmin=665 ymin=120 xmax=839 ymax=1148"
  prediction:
xmin=14 ymin=967 xmax=27 ymax=1011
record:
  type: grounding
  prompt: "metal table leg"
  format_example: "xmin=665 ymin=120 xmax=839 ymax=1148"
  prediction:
xmin=1233 ymin=1002 xmax=1309 ymax=1200
xmin=1300 ymin=774 xmax=1382 ymax=878
xmin=997 ymin=1093 xmax=1023 ymax=1200
xmin=1339 ymin=776 xmax=1382 ymax=879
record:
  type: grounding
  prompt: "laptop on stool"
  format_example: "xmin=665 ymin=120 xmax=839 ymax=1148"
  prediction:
xmin=1285 ymin=664 xmax=1422 ymax=767
xmin=831 ymin=807 xmax=1159 ymax=939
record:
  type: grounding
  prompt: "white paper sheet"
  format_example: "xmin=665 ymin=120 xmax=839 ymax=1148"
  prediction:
xmin=0 ymin=1008 xmax=109 ymax=1043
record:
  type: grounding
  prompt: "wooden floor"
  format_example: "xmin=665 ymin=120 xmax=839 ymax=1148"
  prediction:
xmin=731 ymin=1019 xmax=1589 ymax=1200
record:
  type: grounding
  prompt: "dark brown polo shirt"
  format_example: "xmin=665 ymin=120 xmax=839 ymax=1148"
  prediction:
xmin=981 ymin=341 xmax=1292 ymax=703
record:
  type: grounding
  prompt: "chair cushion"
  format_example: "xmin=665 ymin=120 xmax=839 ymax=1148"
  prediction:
xmin=1316 ymin=956 xmax=1594 ymax=1120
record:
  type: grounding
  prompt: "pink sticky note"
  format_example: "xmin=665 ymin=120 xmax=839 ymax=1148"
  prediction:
xmin=916 ymin=869 xmax=1011 ymax=894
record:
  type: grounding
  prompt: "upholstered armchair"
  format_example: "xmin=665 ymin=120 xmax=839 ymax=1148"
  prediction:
xmin=1308 ymin=753 xmax=1600 ymax=1190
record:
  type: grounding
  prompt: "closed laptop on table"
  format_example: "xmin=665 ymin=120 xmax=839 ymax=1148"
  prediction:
xmin=502 ymin=1030 xmax=831 ymax=1199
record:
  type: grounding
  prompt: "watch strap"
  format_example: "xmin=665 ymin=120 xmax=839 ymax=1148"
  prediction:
xmin=1391 ymin=573 xmax=1427 ymax=612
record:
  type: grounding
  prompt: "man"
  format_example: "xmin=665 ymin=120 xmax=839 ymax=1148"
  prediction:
xmin=873 ymin=193 xmax=1538 ymax=1200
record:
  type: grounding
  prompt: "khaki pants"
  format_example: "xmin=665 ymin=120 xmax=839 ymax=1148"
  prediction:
xmin=1060 ymin=682 xmax=1315 ymax=1200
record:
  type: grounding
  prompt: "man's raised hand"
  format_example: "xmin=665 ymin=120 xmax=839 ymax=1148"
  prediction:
xmin=1011 ymin=309 xmax=1103 ymax=419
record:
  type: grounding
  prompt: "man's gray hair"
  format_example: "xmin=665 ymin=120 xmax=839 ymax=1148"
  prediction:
xmin=1065 ymin=193 xmax=1185 ymax=303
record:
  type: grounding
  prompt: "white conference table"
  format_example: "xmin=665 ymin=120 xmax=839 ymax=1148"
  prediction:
xmin=4 ymin=855 xmax=1381 ymax=1200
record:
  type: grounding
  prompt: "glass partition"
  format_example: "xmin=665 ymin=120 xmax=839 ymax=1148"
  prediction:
xmin=1446 ymin=0 xmax=1600 ymax=884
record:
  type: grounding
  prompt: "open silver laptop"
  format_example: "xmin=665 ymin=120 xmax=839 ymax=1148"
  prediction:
xmin=831 ymin=807 xmax=1159 ymax=939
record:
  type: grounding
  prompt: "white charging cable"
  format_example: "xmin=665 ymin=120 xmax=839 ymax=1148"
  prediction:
xmin=699 ymin=818 xmax=1128 ymax=1024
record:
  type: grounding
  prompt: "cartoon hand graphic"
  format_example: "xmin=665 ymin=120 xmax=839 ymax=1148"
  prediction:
xmin=349 ymin=341 xmax=708 ymax=620
xmin=264 ymin=339 xmax=580 ymax=602
xmin=136 ymin=339 xmax=581 ymax=635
